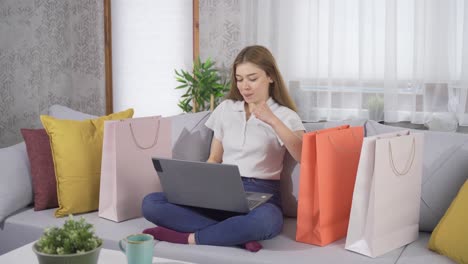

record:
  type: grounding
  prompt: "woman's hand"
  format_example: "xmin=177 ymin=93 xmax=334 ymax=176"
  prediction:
xmin=252 ymin=101 xmax=304 ymax=163
xmin=252 ymin=102 xmax=279 ymax=126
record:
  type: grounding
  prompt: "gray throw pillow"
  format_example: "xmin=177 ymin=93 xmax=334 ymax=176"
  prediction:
xmin=169 ymin=111 xmax=213 ymax=162
xmin=365 ymin=120 xmax=468 ymax=231
xmin=365 ymin=119 xmax=405 ymax=136
xmin=280 ymin=152 xmax=301 ymax=217
xmin=302 ymin=122 xmax=326 ymax=132
xmin=0 ymin=142 xmax=32 ymax=223
xmin=324 ymin=119 xmax=368 ymax=134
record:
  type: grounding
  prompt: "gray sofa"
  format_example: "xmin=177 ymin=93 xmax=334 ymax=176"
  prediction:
xmin=0 ymin=105 xmax=462 ymax=264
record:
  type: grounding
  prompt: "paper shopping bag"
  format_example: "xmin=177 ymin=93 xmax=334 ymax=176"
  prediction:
xmin=296 ymin=125 xmax=364 ymax=246
xmin=99 ymin=116 xmax=172 ymax=222
xmin=345 ymin=131 xmax=423 ymax=257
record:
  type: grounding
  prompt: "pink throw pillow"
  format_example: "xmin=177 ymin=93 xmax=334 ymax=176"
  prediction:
xmin=20 ymin=129 xmax=58 ymax=210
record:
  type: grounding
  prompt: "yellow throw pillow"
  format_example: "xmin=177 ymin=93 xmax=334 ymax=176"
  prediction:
xmin=428 ymin=180 xmax=468 ymax=264
xmin=41 ymin=109 xmax=134 ymax=217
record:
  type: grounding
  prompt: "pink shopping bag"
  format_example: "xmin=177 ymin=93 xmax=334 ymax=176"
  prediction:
xmin=99 ymin=116 xmax=172 ymax=222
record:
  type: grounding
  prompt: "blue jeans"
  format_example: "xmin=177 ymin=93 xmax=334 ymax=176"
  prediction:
xmin=141 ymin=177 xmax=283 ymax=246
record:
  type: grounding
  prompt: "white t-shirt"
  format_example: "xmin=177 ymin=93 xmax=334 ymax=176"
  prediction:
xmin=205 ymin=98 xmax=305 ymax=180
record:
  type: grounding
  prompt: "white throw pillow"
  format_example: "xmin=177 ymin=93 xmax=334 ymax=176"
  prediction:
xmin=48 ymin=104 xmax=97 ymax=120
xmin=0 ymin=142 xmax=32 ymax=222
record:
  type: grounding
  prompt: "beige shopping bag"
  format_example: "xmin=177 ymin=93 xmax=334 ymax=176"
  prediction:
xmin=345 ymin=130 xmax=423 ymax=257
xmin=99 ymin=116 xmax=172 ymax=222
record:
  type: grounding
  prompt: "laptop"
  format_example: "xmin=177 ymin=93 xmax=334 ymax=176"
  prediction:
xmin=152 ymin=157 xmax=273 ymax=213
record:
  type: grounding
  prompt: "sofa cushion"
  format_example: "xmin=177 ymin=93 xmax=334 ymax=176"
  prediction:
xmin=428 ymin=180 xmax=468 ymax=264
xmin=0 ymin=207 xmax=153 ymax=255
xmin=280 ymin=122 xmax=324 ymax=217
xmin=366 ymin=120 xmax=468 ymax=232
xmin=40 ymin=109 xmax=134 ymax=217
xmin=20 ymin=129 xmax=58 ymax=211
xmin=23 ymin=105 xmax=98 ymax=211
xmin=155 ymin=218 xmax=405 ymax=264
xmin=394 ymin=232 xmax=455 ymax=264
xmin=365 ymin=120 xmax=404 ymax=135
xmin=0 ymin=105 xmax=101 ymax=223
xmin=0 ymin=208 xmax=406 ymax=264
xmin=48 ymin=104 xmax=97 ymax=120
xmin=171 ymin=111 xmax=213 ymax=161
xmin=0 ymin=142 xmax=32 ymax=223
xmin=324 ymin=119 xmax=368 ymax=131
xmin=280 ymin=152 xmax=301 ymax=217
xmin=302 ymin=121 xmax=326 ymax=132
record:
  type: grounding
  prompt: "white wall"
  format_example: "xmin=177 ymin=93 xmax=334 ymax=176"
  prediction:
xmin=112 ymin=0 xmax=193 ymax=117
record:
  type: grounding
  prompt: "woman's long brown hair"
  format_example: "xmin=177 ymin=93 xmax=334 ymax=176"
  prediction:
xmin=226 ymin=45 xmax=298 ymax=112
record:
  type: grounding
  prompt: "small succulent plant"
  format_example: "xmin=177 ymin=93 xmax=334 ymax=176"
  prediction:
xmin=36 ymin=215 xmax=102 ymax=255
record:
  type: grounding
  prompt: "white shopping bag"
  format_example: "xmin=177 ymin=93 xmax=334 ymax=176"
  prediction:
xmin=99 ymin=116 xmax=172 ymax=222
xmin=345 ymin=130 xmax=424 ymax=257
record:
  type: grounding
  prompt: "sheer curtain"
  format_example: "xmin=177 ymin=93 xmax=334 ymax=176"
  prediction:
xmin=241 ymin=0 xmax=468 ymax=126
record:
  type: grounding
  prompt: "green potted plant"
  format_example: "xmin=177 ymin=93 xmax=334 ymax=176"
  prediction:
xmin=175 ymin=57 xmax=230 ymax=113
xmin=367 ymin=94 xmax=384 ymax=121
xmin=32 ymin=215 xmax=103 ymax=264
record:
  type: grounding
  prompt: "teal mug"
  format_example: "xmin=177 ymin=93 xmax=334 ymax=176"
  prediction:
xmin=119 ymin=233 xmax=154 ymax=264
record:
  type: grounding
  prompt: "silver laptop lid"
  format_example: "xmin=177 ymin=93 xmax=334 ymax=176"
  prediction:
xmin=153 ymin=157 xmax=252 ymax=213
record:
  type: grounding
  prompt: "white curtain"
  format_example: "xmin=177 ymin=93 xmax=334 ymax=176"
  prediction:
xmin=241 ymin=0 xmax=468 ymax=126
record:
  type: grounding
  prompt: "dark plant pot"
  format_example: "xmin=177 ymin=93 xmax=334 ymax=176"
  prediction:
xmin=32 ymin=242 xmax=102 ymax=264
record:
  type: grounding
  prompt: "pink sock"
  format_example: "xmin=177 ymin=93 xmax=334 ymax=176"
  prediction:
xmin=243 ymin=241 xmax=262 ymax=252
xmin=143 ymin=227 xmax=189 ymax=244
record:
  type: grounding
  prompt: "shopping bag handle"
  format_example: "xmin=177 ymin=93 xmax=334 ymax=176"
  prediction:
xmin=128 ymin=119 xmax=160 ymax=150
xmin=327 ymin=129 xmax=361 ymax=154
xmin=388 ymin=137 xmax=415 ymax=176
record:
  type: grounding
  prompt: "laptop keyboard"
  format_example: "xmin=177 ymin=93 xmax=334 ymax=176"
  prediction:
xmin=247 ymin=199 xmax=262 ymax=209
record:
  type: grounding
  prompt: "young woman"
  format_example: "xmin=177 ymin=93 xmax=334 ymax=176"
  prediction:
xmin=142 ymin=45 xmax=305 ymax=252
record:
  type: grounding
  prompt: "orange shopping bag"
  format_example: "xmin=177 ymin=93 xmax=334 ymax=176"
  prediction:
xmin=296 ymin=125 xmax=364 ymax=246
